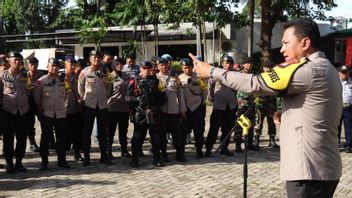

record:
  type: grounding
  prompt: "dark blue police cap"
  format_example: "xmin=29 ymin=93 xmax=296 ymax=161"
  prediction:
xmin=48 ymin=58 xmax=60 ymax=65
xmin=222 ymin=56 xmax=234 ymax=63
xmin=180 ymin=58 xmax=193 ymax=67
xmin=140 ymin=61 xmax=153 ymax=68
xmin=157 ymin=57 xmax=167 ymax=64
xmin=65 ymin=55 xmax=76 ymax=63
xmin=8 ymin=52 xmax=23 ymax=59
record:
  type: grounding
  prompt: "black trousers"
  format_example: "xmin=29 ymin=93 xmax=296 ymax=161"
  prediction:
xmin=159 ymin=113 xmax=184 ymax=153
xmin=132 ymin=122 xmax=161 ymax=161
xmin=2 ymin=110 xmax=28 ymax=164
xmin=40 ymin=115 xmax=67 ymax=164
xmin=27 ymin=96 xmax=37 ymax=141
xmin=82 ymin=106 xmax=108 ymax=159
xmin=286 ymin=180 xmax=339 ymax=198
xmin=66 ymin=112 xmax=84 ymax=151
xmin=107 ymin=111 xmax=129 ymax=151
xmin=206 ymin=107 xmax=236 ymax=150
xmin=181 ymin=105 xmax=205 ymax=150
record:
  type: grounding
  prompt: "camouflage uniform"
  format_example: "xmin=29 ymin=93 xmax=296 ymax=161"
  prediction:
xmin=254 ymin=96 xmax=280 ymax=148
xmin=235 ymin=90 xmax=257 ymax=151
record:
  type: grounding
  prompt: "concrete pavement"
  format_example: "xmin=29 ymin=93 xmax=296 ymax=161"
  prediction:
xmin=0 ymin=109 xmax=351 ymax=198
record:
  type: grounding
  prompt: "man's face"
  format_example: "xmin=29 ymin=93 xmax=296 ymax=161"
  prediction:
xmin=65 ymin=61 xmax=75 ymax=74
xmin=47 ymin=63 xmax=59 ymax=75
xmin=127 ymin=58 xmax=135 ymax=67
xmin=89 ymin=55 xmax=101 ymax=67
xmin=103 ymin=55 xmax=113 ymax=64
xmin=182 ymin=65 xmax=193 ymax=76
xmin=222 ymin=61 xmax=233 ymax=71
xmin=339 ymin=71 xmax=349 ymax=81
xmin=158 ymin=63 xmax=169 ymax=74
xmin=280 ymin=27 xmax=306 ymax=61
xmin=28 ymin=63 xmax=38 ymax=73
xmin=9 ymin=57 xmax=23 ymax=70
xmin=140 ymin=66 xmax=152 ymax=77
xmin=242 ymin=62 xmax=253 ymax=73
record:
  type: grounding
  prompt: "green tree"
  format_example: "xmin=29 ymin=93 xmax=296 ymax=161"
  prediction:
xmin=255 ymin=0 xmax=336 ymax=64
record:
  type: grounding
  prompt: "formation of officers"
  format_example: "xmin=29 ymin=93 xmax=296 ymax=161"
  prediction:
xmin=0 ymin=50 xmax=280 ymax=173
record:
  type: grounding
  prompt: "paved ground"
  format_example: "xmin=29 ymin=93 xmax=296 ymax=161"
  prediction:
xmin=0 ymin=108 xmax=351 ymax=198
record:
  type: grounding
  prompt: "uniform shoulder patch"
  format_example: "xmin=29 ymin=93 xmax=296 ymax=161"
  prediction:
xmin=260 ymin=58 xmax=308 ymax=91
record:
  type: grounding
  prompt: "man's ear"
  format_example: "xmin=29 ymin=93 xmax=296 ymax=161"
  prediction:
xmin=301 ymin=37 xmax=311 ymax=51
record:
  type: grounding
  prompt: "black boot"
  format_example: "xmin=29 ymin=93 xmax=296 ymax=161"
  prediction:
xmin=74 ymin=150 xmax=84 ymax=161
xmin=248 ymin=136 xmax=259 ymax=151
xmin=83 ymin=152 xmax=90 ymax=166
xmin=121 ymin=145 xmax=132 ymax=158
xmin=15 ymin=158 xmax=27 ymax=172
xmin=196 ymin=147 xmax=203 ymax=159
xmin=130 ymin=156 xmax=139 ymax=167
xmin=161 ymin=149 xmax=170 ymax=163
xmin=175 ymin=150 xmax=186 ymax=162
xmin=253 ymin=135 xmax=260 ymax=148
xmin=5 ymin=162 xmax=15 ymax=174
xmin=100 ymin=151 xmax=112 ymax=165
xmin=107 ymin=143 xmax=115 ymax=160
xmin=235 ymin=137 xmax=243 ymax=153
xmin=269 ymin=136 xmax=280 ymax=148
xmin=220 ymin=148 xmax=234 ymax=156
xmin=204 ymin=147 xmax=212 ymax=157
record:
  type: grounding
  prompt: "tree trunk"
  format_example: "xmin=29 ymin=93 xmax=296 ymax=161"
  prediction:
xmin=196 ymin=22 xmax=202 ymax=57
xmin=259 ymin=0 xmax=273 ymax=65
xmin=154 ymin=23 xmax=159 ymax=56
xmin=248 ymin=0 xmax=255 ymax=58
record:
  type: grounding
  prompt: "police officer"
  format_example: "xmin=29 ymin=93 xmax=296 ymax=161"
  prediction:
xmin=34 ymin=58 xmax=71 ymax=170
xmin=107 ymin=58 xmax=132 ymax=159
xmin=102 ymin=51 xmax=113 ymax=72
xmin=254 ymin=61 xmax=280 ymax=149
xmin=157 ymin=57 xmax=187 ymax=162
xmin=235 ymin=56 xmax=258 ymax=152
xmin=78 ymin=50 xmax=112 ymax=166
xmin=0 ymin=52 xmax=29 ymax=173
xmin=179 ymin=58 xmax=207 ymax=158
xmin=26 ymin=57 xmax=42 ymax=152
xmin=63 ymin=55 xmax=84 ymax=161
xmin=205 ymin=56 xmax=237 ymax=157
xmin=127 ymin=61 xmax=167 ymax=167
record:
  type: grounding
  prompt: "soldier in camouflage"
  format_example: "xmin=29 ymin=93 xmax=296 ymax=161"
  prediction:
xmin=253 ymin=61 xmax=280 ymax=149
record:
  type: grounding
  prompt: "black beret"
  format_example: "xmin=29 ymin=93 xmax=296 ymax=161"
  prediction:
xmin=157 ymin=57 xmax=167 ymax=64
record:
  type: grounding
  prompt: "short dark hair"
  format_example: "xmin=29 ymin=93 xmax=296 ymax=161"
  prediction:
xmin=126 ymin=53 xmax=136 ymax=60
xmin=283 ymin=18 xmax=320 ymax=49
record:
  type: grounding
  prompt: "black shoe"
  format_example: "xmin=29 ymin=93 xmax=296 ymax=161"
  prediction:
xmin=5 ymin=164 xmax=15 ymax=173
xmin=175 ymin=154 xmax=187 ymax=162
xmin=268 ymin=137 xmax=280 ymax=148
xmin=162 ymin=154 xmax=170 ymax=163
xmin=39 ymin=163 xmax=48 ymax=171
xmin=49 ymin=143 xmax=56 ymax=150
xmin=74 ymin=154 xmax=84 ymax=161
xmin=58 ymin=162 xmax=71 ymax=169
xmin=100 ymin=158 xmax=112 ymax=165
xmin=83 ymin=159 xmax=90 ymax=166
xmin=108 ymin=152 xmax=115 ymax=160
xmin=30 ymin=144 xmax=40 ymax=152
xmin=196 ymin=150 xmax=203 ymax=159
xmin=138 ymin=150 xmax=145 ymax=157
xmin=121 ymin=151 xmax=132 ymax=158
xmin=14 ymin=163 xmax=27 ymax=172
xmin=220 ymin=149 xmax=234 ymax=156
xmin=130 ymin=160 xmax=139 ymax=167
xmin=204 ymin=149 xmax=212 ymax=157
xmin=248 ymin=144 xmax=260 ymax=151
xmin=345 ymin=147 xmax=352 ymax=153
